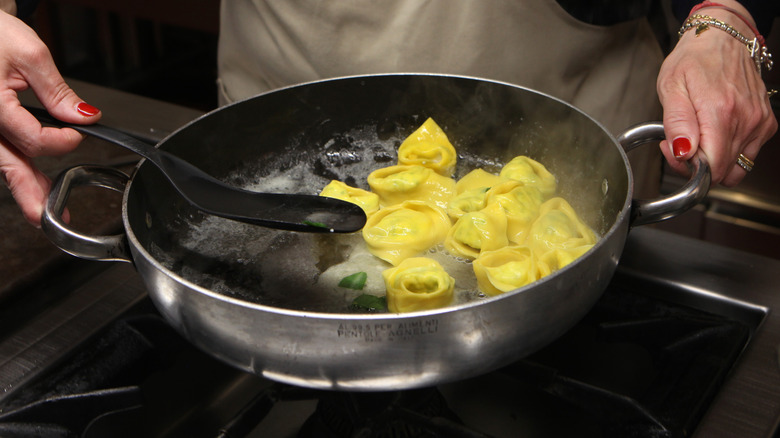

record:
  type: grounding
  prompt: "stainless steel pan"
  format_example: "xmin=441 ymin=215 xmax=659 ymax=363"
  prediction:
xmin=42 ymin=74 xmax=709 ymax=390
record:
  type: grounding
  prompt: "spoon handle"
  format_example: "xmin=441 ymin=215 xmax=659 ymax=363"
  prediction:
xmin=25 ymin=106 xmax=227 ymax=209
xmin=26 ymin=106 xmax=160 ymax=158
xmin=26 ymin=106 xmax=211 ymax=203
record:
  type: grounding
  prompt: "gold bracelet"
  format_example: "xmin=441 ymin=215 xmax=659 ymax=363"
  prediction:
xmin=679 ymin=14 xmax=774 ymax=73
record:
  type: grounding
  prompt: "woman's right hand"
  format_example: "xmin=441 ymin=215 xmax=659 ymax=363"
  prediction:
xmin=0 ymin=10 xmax=101 ymax=226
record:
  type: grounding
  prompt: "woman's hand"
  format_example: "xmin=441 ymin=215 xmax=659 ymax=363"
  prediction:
xmin=657 ymin=2 xmax=777 ymax=186
xmin=0 ymin=10 xmax=101 ymax=226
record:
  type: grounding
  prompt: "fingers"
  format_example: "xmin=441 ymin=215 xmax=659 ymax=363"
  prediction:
xmin=701 ymin=83 xmax=776 ymax=186
xmin=22 ymin=49 xmax=102 ymax=125
xmin=720 ymin=104 xmax=777 ymax=187
xmin=0 ymin=10 xmax=97 ymax=226
xmin=658 ymin=81 xmax=700 ymax=178
xmin=0 ymin=10 xmax=101 ymax=158
xmin=0 ymin=64 xmax=100 ymax=159
xmin=0 ymin=101 xmax=83 ymax=157
xmin=0 ymin=137 xmax=52 ymax=226
xmin=1 ymin=11 xmax=102 ymax=123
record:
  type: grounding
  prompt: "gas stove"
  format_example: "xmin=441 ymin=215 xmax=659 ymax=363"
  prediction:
xmin=2 ymin=81 xmax=780 ymax=438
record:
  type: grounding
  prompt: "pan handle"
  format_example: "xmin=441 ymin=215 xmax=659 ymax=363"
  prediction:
xmin=41 ymin=165 xmax=133 ymax=262
xmin=617 ymin=122 xmax=711 ymax=227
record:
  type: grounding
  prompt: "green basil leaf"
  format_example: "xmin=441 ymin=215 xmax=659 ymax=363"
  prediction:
xmin=338 ymin=271 xmax=368 ymax=290
xmin=303 ymin=220 xmax=329 ymax=229
xmin=350 ymin=294 xmax=387 ymax=312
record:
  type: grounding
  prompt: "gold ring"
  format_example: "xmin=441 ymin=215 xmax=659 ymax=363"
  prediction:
xmin=769 ymin=89 xmax=778 ymax=99
xmin=736 ymin=153 xmax=754 ymax=172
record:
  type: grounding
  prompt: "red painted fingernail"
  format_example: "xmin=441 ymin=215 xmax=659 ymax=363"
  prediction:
xmin=672 ymin=137 xmax=691 ymax=159
xmin=76 ymin=102 xmax=99 ymax=117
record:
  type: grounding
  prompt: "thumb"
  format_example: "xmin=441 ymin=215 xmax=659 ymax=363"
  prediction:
xmin=660 ymin=91 xmax=701 ymax=170
xmin=29 ymin=77 xmax=101 ymax=125
xmin=20 ymin=43 xmax=101 ymax=124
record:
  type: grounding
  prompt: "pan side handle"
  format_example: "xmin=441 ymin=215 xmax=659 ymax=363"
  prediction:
xmin=617 ymin=122 xmax=711 ymax=227
xmin=41 ymin=165 xmax=132 ymax=262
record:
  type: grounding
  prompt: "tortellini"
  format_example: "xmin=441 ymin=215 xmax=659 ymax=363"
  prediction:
xmin=455 ymin=168 xmax=506 ymax=194
xmin=319 ymin=180 xmax=380 ymax=217
xmin=447 ymin=188 xmax=490 ymax=220
xmin=362 ymin=200 xmax=451 ymax=266
xmin=485 ymin=180 xmax=545 ymax=245
xmin=367 ymin=165 xmax=455 ymax=209
xmin=397 ymin=118 xmax=458 ymax=176
xmin=538 ymin=246 xmax=593 ymax=272
xmin=526 ymin=197 xmax=596 ymax=265
xmin=447 ymin=169 xmax=506 ymax=220
xmin=383 ymin=257 xmax=455 ymax=312
xmin=500 ymin=156 xmax=557 ymax=199
xmin=319 ymin=117 xmax=599 ymax=312
xmin=472 ymin=246 xmax=550 ymax=296
xmin=445 ymin=202 xmax=508 ymax=260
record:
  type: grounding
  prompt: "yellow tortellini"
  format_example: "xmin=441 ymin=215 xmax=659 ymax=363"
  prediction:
xmin=499 ymin=156 xmax=557 ymax=199
xmin=383 ymin=257 xmax=455 ymax=312
xmin=485 ymin=180 xmax=545 ymax=245
xmin=397 ymin=118 xmax=458 ymax=176
xmin=447 ymin=169 xmax=506 ymax=220
xmin=367 ymin=165 xmax=455 ymax=209
xmin=319 ymin=117 xmax=599 ymax=311
xmin=319 ymin=180 xmax=380 ymax=217
xmin=472 ymin=246 xmax=550 ymax=296
xmin=447 ymin=188 xmax=490 ymax=220
xmin=538 ymin=246 xmax=593 ymax=272
xmin=361 ymin=200 xmax=451 ymax=266
xmin=444 ymin=202 xmax=508 ymax=260
xmin=526 ymin=197 xmax=597 ymax=257
xmin=454 ymin=168 xmax=506 ymax=194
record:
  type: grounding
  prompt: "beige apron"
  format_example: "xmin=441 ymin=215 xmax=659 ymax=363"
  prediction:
xmin=217 ymin=0 xmax=664 ymax=196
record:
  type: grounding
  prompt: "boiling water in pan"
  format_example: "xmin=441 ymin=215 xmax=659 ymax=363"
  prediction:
xmin=148 ymin=122 xmax=490 ymax=313
xmin=149 ymin=121 xmax=602 ymax=314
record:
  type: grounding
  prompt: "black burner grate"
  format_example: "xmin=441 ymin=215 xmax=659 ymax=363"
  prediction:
xmin=499 ymin=280 xmax=751 ymax=438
